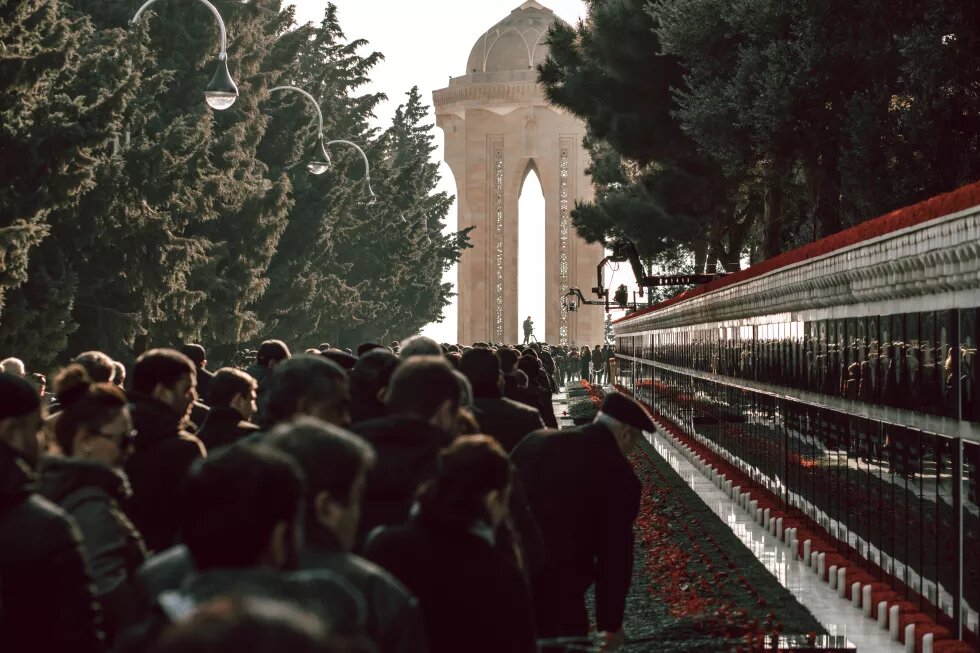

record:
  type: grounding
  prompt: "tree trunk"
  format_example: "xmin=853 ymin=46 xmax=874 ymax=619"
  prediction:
xmin=693 ymin=238 xmax=708 ymax=274
xmin=762 ymin=160 xmax=785 ymax=259
xmin=803 ymin=143 xmax=842 ymax=239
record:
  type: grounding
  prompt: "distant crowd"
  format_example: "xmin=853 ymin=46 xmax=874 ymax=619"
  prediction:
xmin=0 ymin=336 xmax=648 ymax=653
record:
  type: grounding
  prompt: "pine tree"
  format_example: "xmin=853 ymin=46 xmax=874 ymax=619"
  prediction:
xmin=0 ymin=0 xmax=140 ymax=365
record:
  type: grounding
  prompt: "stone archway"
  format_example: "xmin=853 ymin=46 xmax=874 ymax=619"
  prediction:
xmin=433 ymin=1 xmax=604 ymax=346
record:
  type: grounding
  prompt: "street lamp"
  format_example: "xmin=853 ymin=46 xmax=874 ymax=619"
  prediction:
xmin=131 ymin=0 xmax=238 ymax=110
xmin=268 ymin=86 xmax=376 ymax=198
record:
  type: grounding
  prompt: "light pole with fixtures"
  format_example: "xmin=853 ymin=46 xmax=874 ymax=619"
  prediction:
xmin=130 ymin=0 xmax=239 ymax=110
xmin=268 ymin=85 xmax=376 ymax=201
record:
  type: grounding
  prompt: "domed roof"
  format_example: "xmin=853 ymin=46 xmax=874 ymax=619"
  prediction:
xmin=465 ymin=1 xmax=561 ymax=75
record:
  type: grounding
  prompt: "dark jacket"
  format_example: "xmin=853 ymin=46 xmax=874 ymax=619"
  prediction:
xmin=125 ymin=395 xmax=206 ymax=553
xmin=196 ymin=406 xmax=259 ymax=451
xmin=38 ymin=457 xmax=147 ymax=641
xmin=119 ymin=566 xmax=368 ymax=653
xmin=511 ymin=422 xmax=641 ymax=634
xmin=363 ymin=513 xmax=536 ymax=653
xmin=350 ymin=392 xmax=388 ymax=426
xmin=0 ymin=443 xmax=104 ymax=653
xmin=302 ymin=527 xmax=428 ymax=653
xmin=503 ymin=374 xmax=558 ymax=429
xmin=187 ymin=401 xmax=210 ymax=434
xmin=351 ymin=417 xmax=445 ymax=544
xmin=194 ymin=367 xmax=214 ymax=405
xmin=471 ymin=391 xmax=544 ymax=453
xmin=244 ymin=363 xmax=272 ymax=421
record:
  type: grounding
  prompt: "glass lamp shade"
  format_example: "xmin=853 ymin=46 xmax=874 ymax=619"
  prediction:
xmin=205 ymin=58 xmax=238 ymax=110
xmin=307 ymin=137 xmax=331 ymax=175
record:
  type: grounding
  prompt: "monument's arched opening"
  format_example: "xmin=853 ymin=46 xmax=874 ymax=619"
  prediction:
xmin=518 ymin=165 xmax=546 ymax=343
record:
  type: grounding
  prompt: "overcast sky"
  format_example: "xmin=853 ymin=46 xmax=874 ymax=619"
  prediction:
xmin=290 ymin=0 xmax=638 ymax=343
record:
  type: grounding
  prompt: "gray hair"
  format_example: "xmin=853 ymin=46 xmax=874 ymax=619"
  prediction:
xmin=1 ymin=358 xmax=26 ymax=377
xmin=399 ymin=335 xmax=443 ymax=359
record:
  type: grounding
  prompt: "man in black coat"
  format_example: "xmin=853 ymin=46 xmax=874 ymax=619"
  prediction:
xmin=351 ymin=356 xmax=459 ymax=544
xmin=459 ymin=348 xmax=543 ymax=452
xmin=125 ymin=349 xmax=206 ymax=553
xmin=511 ymin=392 xmax=653 ymax=652
xmin=180 ymin=344 xmax=213 ymax=404
xmin=268 ymin=418 xmax=427 ymax=653
xmin=0 ymin=373 xmax=104 ymax=652
xmin=196 ymin=368 xmax=259 ymax=451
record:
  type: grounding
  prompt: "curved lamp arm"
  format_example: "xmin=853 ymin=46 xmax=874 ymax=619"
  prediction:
xmin=131 ymin=0 xmax=228 ymax=59
xmin=326 ymin=139 xmax=375 ymax=199
xmin=269 ymin=85 xmax=324 ymax=139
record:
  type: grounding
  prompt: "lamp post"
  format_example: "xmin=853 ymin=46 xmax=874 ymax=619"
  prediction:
xmin=131 ymin=0 xmax=238 ymax=110
xmin=268 ymin=86 xmax=376 ymax=200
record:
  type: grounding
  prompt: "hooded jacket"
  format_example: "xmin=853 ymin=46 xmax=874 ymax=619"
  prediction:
xmin=351 ymin=416 xmax=446 ymax=545
xmin=38 ymin=457 xmax=147 ymax=641
xmin=0 ymin=442 xmax=104 ymax=653
xmin=124 ymin=395 xmax=206 ymax=553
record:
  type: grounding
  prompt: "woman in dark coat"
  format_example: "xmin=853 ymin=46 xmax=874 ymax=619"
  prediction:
xmin=363 ymin=436 xmax=536 ymax=653
xmin=38 ymin=365 xmax=147 ymax=645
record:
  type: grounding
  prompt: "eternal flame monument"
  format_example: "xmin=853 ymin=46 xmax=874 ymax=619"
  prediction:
xmin=433 ymin=0 xmax=604 ymax=346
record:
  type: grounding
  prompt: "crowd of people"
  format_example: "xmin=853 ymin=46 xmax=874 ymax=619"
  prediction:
xmin=0 ymin=336 xmax=651 ymax=653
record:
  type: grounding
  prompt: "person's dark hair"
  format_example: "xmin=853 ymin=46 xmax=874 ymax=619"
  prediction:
xmin=148 ymin=596 xmax=335 ymax=653
xmin=385 ymin=356 xmax=460 ymax=420
xmin=514 ymin=370 xmax=529 ymax=389
xmin=180 ymin=444 xmax=305 ymax=570
xmin=355 ymin=343 xmax=383 ymax=358
xmin=131 ymin=349 xmax=196 ymax=396
xmin=209 ymin=368 xmax=258 ymax=408
xmin=264 ymin=355 xmax=347 ymax=427
xmin=74 ymin=351 xmax=115 ymax=383
xmin=52 ymin=365 xmax=128 ymax=454
xmin=350 ymin=350 xmax=399 ymax=404
xmin=417 ymin=435 xmax=512 ymax=524
xmin=266 ymin=418 xmax=375 ymax=527
xmin=497 ymin=348 xmax=519 ymax=374
xmin=321 ymin=349 xmax=357 ymax=371
xmin=180 ymin=343 xmax=207 ymax=368
xmin=257 ymin=340 xmax=291 ymax=367
xmin=459 ymin=348 xmax=502 ymax=396
xmin=517 ymin=355 xmax=542 ymax=383
xmin=444 ymin=352 xmax=461 ymax=370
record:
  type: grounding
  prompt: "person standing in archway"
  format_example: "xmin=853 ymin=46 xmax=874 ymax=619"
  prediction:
xmin=523 ymin=316 xmax=534 ymax=345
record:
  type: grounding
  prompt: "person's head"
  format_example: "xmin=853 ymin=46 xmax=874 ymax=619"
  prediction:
xmin=355 ymin=342 xmax=383 ymax=358
xmin=131 ymin=349 xmax=197 ymax=418
xmin=0 ymin=373 xmax=43 ymax=467
xmin=349 ymin=350 xmax=400 ymax=406
xmin=264 ymin=355 xmax=350 ymax=428
xmin=209 ymin=368 xmax=259 ymax=421
xmin=398 ymin=335 xmax=443 ymax=359
xmin=514 ymin=370 xmax=529 ymax=389
xmin=149 ymin=596 xmax=336 ymax=653
xmin=417 ymin=435 xmax=513 ymax=528
xmin=180 ymin=344 xmax=208 ymax=370
xmin=53 ymin=365 xmax=132 ymax=467
xmin=497 ymin=348 xmax=519 ymax=375
xmin=594 ymin=393 xmax=655 ymax=457
xmin=257 ymin=340 xmax=291 ymax=370
xmin=0 ymin=357 xmax=25 ymax=377
xmin=181 ymin=444 xmax=305 ymax=571
xmin=320 ymin=349 xmax=357 ymax=372
xmin=385 ymin=356 xmax=460 ymax=433
xmin=453 ymin=370 xmax=473 ymax=409
xmin=266 ymin=418 xmax=375 ymax=552
xmin=74 ymin=351 xmax=115 ymax=383
xmin=444 ymin=352 xmax=462 ymax=370
xmin=517 ymin=355 xmax=542 ymax=384
xmin=459 ymin=348 xmax=503 ymax=397
xmin=112 ymin=361 xmax=126 ymax=389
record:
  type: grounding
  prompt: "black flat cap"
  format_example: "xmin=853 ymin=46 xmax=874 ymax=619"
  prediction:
xmin=0 ymin=373 xmax=41 ymax=420
xmin=320 ymin=348 xmax=358 ymax=371
xmin=600 ymin=392 xmax=655 ymax=432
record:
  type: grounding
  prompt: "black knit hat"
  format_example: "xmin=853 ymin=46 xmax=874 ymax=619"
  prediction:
xmin=600 ymin=392 xmax=655 ymax=432
xmin=0 ymin=373 xmax=41 ymax=420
